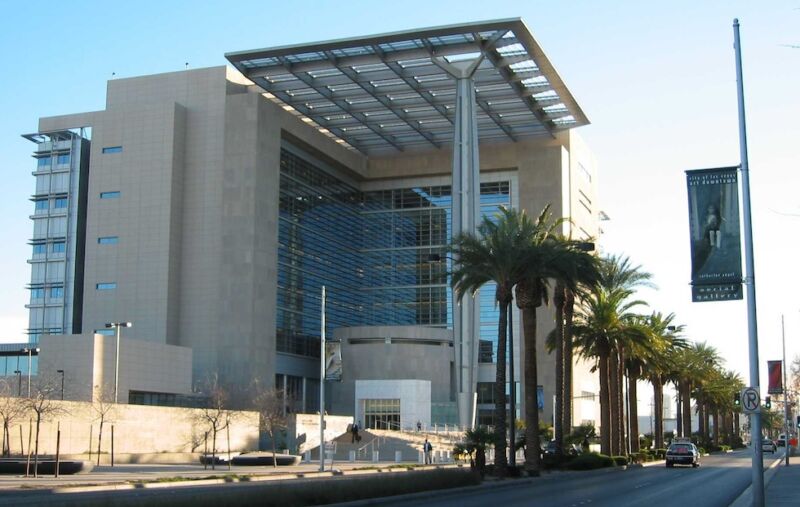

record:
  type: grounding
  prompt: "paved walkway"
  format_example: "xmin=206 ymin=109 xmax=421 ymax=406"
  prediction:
xmin=764 ymin=453 xmax=800 ymax=506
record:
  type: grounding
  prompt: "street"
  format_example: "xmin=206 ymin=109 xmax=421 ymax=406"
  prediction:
xmin=363 ymin=449 xmax=784 ymax=507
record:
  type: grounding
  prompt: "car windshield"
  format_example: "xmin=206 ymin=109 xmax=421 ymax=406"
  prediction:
xmin=669 ymin=444 xmax=691 ymax=453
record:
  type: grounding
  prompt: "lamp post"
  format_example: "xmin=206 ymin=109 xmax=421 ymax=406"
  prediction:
xmin=22 ymin=347 xmax=40 ymax=398
xmin=13 ymin=371 xmax=21 ymax=397
xmin=57 ymin=369 xmax=65 ymax=401
xmin=105 ymin=322 xmax=132 ymax=403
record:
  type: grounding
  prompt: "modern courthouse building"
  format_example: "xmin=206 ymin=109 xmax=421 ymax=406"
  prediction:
xmin=17 ymin=19 xmax=602 ymax=430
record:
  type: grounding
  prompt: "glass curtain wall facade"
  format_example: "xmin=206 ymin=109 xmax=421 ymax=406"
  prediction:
xmin=276 ymin=144 xmax=511 ymax=364
xmin=24 ymin=130 xmax=89 ymax=343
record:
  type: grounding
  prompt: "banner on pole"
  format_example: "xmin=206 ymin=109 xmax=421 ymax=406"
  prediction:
xmin=686 ymin=167 xmax=743 ymax=302
xmin=767 ymin=360 xmax=783 ymax=394
xmin=324 ymin=341 xmax=343 ymax=381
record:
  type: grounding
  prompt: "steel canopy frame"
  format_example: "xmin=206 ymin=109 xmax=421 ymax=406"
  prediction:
xmin=226 ymin=18 xmax=589 ymax=155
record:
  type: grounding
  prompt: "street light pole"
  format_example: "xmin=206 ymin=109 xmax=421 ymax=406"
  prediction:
xmin=319 ymin=286 xmax=326 ymax=472
xmin=13 ymin=371 xmax=21 ymax=397
xmin=105 ymin=322 xmax=132 ymax=403
xmin=57 ymin=369 xmax=65 ymax=401
xmin=22 ymin=348 xmax=39 ymax=398
xmin=782 ymin=315 xmax=789 ymax=466
xmin=733 ymin=19 xmax=764 ymax=506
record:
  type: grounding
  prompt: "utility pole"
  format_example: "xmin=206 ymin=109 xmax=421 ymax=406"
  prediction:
xmin=734 ymin=18 xmax=764 ymax=506
xmin=782 ymin=315 xmax=789 ymax=466
xmin=319 ymin=286 xmax=326 ymax=472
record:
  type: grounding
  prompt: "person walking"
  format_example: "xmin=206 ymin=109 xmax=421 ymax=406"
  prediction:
xmin=351 ymin=421 xmax=359 ymax=443
xmin=423 ymin=439 xmax=433 ymax=464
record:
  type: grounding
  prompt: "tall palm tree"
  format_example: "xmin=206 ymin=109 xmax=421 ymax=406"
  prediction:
xmin=674 ymin=342 xmax=720 ymax=438
xmin=572 ymin=255 xmax=651 ymax=455
xmin=547 ymin=240 xmax=599 ymax=458
xmin=514 ymin=206 xmax=582 ymax=474
xmin=451 ymin=206 xmax=541 ymax=474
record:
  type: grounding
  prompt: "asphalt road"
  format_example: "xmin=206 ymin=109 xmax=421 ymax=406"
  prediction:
xmin=361 ymin=449 xmax=783 ymax=507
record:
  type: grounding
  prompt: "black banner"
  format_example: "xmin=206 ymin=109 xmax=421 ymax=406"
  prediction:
xmin=686 ymin=167 xmax=743 ymax=302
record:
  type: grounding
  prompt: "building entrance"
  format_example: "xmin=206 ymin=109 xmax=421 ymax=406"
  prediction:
xmin=364 ymin=398 xmax=400 ymax=430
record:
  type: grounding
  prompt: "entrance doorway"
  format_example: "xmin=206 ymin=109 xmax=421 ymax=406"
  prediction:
xmin=364 ymin=399 xmax=400 ymax=430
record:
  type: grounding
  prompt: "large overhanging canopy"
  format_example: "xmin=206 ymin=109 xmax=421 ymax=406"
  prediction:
xmin=226 ymin=18 xmax=588 ymax=155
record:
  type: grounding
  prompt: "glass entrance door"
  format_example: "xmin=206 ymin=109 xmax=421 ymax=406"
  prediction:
xmin=364 ymin=399 xmax=400 ymax=430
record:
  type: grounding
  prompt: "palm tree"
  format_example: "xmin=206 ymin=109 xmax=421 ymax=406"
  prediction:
xmin=514 ymin=206 xmax=583 ymax=474
xmin=674 ymin=342 xmax=720 ymax=438
xmin=451 ymin=206 xmax=541 ymax=474
xmin=547 ymin=240 xmax=599 ymax=458
xmin=572 ymin=255 xmax=651 ymax=456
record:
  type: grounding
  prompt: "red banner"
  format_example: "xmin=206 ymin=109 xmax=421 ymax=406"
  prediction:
xmin=767 ymin=360 xmax=783 ymax=394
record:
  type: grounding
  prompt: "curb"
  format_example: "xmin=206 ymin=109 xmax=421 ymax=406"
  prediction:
xmin=728 ymin=453 xmax=785 ymax=507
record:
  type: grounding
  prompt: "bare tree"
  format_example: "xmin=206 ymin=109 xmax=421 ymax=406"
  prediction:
xmin=92 ymin=384 xmax=117 ymax=466
xmin=252 ymin=383 xmax=288 ymax=467
xmin=26 ymin=375 xmax=66 ymax=477
xmin=0 ymin=380 xmax=27 ymax=456
xmin=196 ymin=373 xmax=234 ymax=470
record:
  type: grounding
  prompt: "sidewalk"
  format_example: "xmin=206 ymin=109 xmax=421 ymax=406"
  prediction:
xmin=764 ymin=453 xmax=800 ymax=506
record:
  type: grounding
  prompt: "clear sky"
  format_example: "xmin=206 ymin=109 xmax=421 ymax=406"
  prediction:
xmin=1 ymin=1 xmax=798 ymax=395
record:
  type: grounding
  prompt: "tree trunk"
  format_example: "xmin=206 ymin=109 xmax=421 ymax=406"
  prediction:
xmin=212 ymin=427 xmax=217 ymax=470
xmin=563 ymin=290 xmax=575 ymax=441
xmin=617 ymin=349 xmax=626 ymax=455
xmin=553 ymin=284 xmax=565 ymax=459
xmin=676 ymin=388 xmax=682 ymax=437
xmin=520 ymin=304 xmax=541 ymax=475
xmin=653 ymin=377 xmax=663 ymax=448
xmin=628 ymin=372 xmax=639 ymax=452
xmin=609 ymin=350 xmax=620 ymax=456
xmin=33 ymin=414 xmax=41 ymax=478
xmin=97 ymin=420 xmax=103 ymax=466
xmin=493 ymin=299 xmax=509 ymax=474
xmin=734 ymin=412 xmax=740 ymax=439
xmin=682 ymin=381 xmax=692 ymax=438
xmin=270 ymin=429 xmax=277 ymax=468
xmin=712 ymin=410 xmax=720 ymax=445
xmin=599 ymin=348 xmax=611 ymax=456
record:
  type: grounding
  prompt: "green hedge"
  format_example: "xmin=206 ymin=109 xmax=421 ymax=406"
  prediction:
xmin=611 ymin=455 xmax=628 ymax=466
xmin=565 ymin=452 xmax=614 ymax=470
xmin=654 ymin=448 xmax=667 ymax=459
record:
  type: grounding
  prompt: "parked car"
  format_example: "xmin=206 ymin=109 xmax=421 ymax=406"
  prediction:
xmin=777 ymin=434 xmax=786 ymax=447
xmin=665 ymin=441 xmax=700 ymax=468
xmin=762 ymin=438 xmax=777 ymax=453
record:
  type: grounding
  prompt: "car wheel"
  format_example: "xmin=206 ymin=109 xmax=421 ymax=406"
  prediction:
xmin=693 ymin=462 xmax=699 ymax=468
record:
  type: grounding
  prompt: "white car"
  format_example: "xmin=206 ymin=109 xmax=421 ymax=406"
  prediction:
xmin=762 ymin=438 xmax=777 ymax=453
xmin=666 ymin=442 xmax=700 ymax=468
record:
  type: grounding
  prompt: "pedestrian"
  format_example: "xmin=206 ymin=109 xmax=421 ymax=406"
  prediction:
xmin=424 ymin=439 xmax=433 ymax=464
xmin=417 ymin=420 xmax=422 ymax=432
xmin=351 ymin=421 xmax=359 ymax=443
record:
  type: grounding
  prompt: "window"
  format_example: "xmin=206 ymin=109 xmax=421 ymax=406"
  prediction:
xmin=50 ymin=287 xmax=64 ymax=298
xmin=30 ymin=288 xmax=44 ymax=299
xmin=98 ymin=236 xmax=119 ymax=245
xmin=37 ymin=157 xmax=51 ymax=168
xmin=34 ymin=200 xmax=48 ymax=211
xmin=32 ymin=244 xmax=46 ymax=255
xmin=95 ymin=329 xmax=114 ymax=336
xmin=57 ymin=154 xmax=70 ymax=165
xmin=96 ymin=282 xmax=117 ymax=290
xmin=51 ymin=242 xmax=66 ymax=253
xmin=54 ymin=198 xmax=67 ymax=209
xmin=100 ymin=191 xmax=120 ymax=199
xmin=102 ymin=146 xmax=122 ymax=154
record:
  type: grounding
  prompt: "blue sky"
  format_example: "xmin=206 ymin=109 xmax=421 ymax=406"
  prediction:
xmin=1 ymin=1 xmax=799 ymax=392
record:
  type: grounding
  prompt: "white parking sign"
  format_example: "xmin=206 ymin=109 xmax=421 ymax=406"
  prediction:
xmin=741 ymin=387 xmax=760 ymax=413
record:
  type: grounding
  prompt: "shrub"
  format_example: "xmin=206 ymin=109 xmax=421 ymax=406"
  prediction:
xmin=654 ymin=448 xmax=667 ymax=459
xmin=565 ymin=452 xmax=614 ymax=471
xmin=611 ymin=455 xmax=628 ymax=466
xmin=720 ymin=445 xmax=731 ymax=452
xmin=698 ymin=447 xmax=707 ymax=455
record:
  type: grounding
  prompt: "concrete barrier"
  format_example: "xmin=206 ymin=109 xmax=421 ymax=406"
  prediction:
xmin=349 ymin=450 xmax=356 ymax=462
xmin=372 ymin=451 xmax=379 ymax=463
xmin=395 ymin=451 xmax=402 ymax=463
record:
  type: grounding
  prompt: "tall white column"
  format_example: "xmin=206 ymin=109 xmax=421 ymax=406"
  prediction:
xmin=434 ymin=56 xmax=484 ymax=428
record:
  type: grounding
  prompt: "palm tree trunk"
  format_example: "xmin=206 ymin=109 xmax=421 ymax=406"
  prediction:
xmin=628 ymin=372 xmax=639 ymax=452
xmin=734 ymin=412 xmax=740 ymax=439
xmin=676 ymin=388 xmax=682 ymax=437
xmin=653 ymin=377 xmax=664 ymax=449
xmin=553 ymin=283 xmax=565 ymax=459
xmin=682 ymin=381 xmax=692 ymax=438
xmin=520 ymin=304 xmax=541 ymax=475
xmin=493 ymin=299 xmax=509 ymax=474
xmin=712 ymin=409 xmax=720 ymax=445
xmin=617 ymin=349 xmax=626 ymax=455
xmin=609 ymin=350 xmax=620 ymax=455
xmin=563 ymin=290 xmax=575 ymax=440
xmin=698 ymin=401 xmax=705 ymax=442
xmin=599 ymin=348 xmax=611 ymax=455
